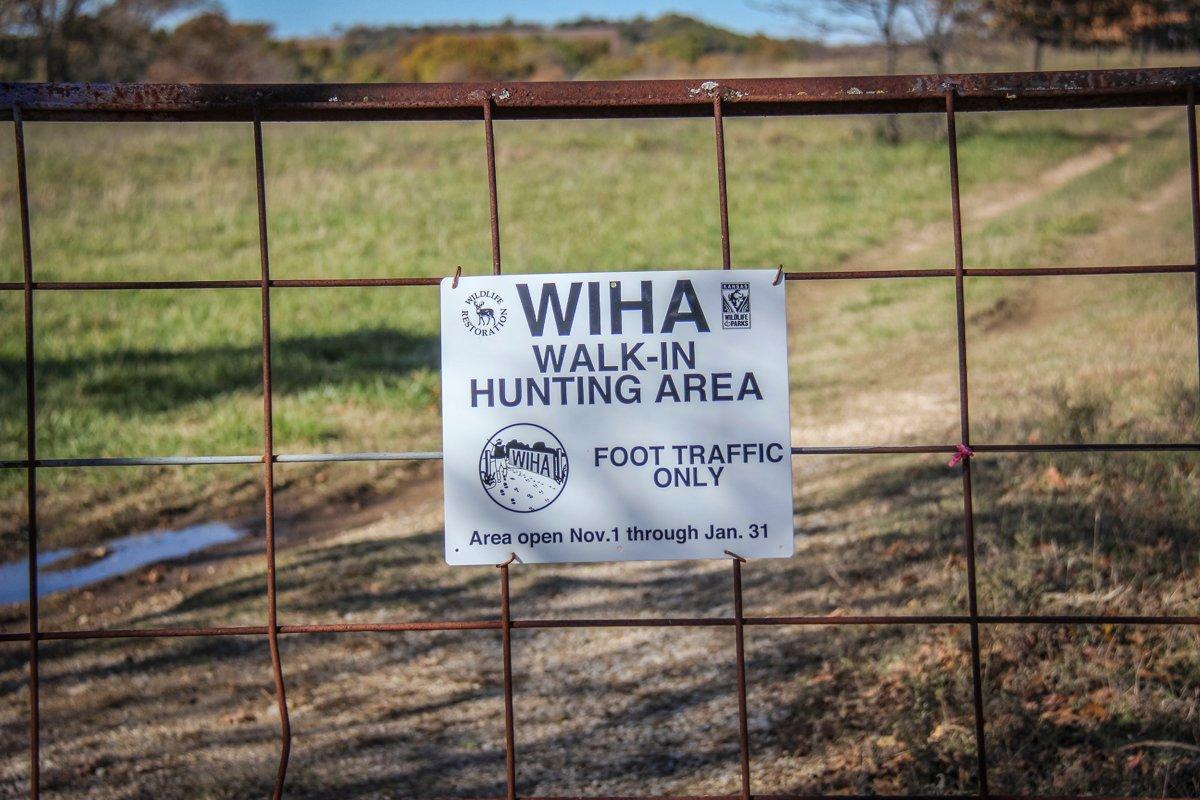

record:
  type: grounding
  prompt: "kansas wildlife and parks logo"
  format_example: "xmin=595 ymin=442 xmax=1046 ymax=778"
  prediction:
xmin=461 ymin=289 xmax=508 ymax=336
xmin=721 ymin=281 xmax=751 ymax=329
xmin=479 ymin=423 xmax=569 ymax=513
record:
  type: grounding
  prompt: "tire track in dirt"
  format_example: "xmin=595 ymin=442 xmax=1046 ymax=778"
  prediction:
xmin=1010 ymin=164 xmax=1191 ymax=321
xmin=788 ymin=110 xmax=1183 ymax=448
xmin=852 ymin=109 xmax=1177 ymax=269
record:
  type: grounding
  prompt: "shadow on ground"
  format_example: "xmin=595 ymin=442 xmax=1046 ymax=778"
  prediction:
xmin=2 ymin=450 xmax=1196 ymax=797
xmin=0 ymin=326 xmax=438 ymax=417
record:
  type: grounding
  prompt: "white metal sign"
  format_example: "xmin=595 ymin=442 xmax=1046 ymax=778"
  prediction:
xmin=440 ymin=269 xmax=793 ymax=565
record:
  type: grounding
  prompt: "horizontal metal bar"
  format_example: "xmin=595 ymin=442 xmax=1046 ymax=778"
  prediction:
xmin=964 ymin=264 xmax=1198 ymax=277
xmin=792 ymin=445 xmax=955 ymax=455
xmin=0 ymin=452 xmax=442 ymax=468
xmin=785 ymin=264 xmax=1198 ymax=281
xmin=3 ymin=613 xmax=1196 ymax=644
xmin=0 ymin=621 xmax=503 ymax=642
xmin=0 ymin=455 xmax=265 ymax=468
xmin=4 ymin=443 xmax=1195 ymax=470
xmin=518 ymin=614 xmax=1200 ymax=628
xmin=271 ymin=277 xmax=442 ymax=288
xmin=274 ymin=451 xmax=443 ymax=463
xmin=0 ymin=625 xmax=267 ymax=641
xmin=279 ymin=620 xmax=499 ymax=633
xmin=791 ymin=443 xmax=1200 ymax=455
xmin=786 ymin=269 xmax=954 ymax=281
xmin=3 ymin=264 xmax=1191 ymax=293
xmin=971 ymin=443 xmax=1200 ymax=453
xmin=980 ymin=614 xmax=1200 ymax=625
xmin=2 ymin=69 xmax=1197 ymax=121
xmin=0 ymin=277 xmax=443 ymax=291
xmin=4 ymin=280 xmax=261 ymax=290
xmin=513 ymin=617 xmax=734 ymax=629
xmin=754 ymin=614 xmax=1200 ymax=626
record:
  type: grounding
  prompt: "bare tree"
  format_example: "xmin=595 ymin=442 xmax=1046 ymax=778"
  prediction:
xmin=762 ymin=0 xmax=905 ymax=73
xmin=905 ymin=0 xmax=978 ymax=73
xmin=1126 ymin=1 xmax=1200 ymax=66
xmin=762 ymin=0 xmax=905 ymax=141
xmin=0 ymin=0 xmax=85 ymax=80
xmin=983 ymin=0 xmax=1072 ymax=70
xmin=0 ymin=0 xmax=204 ymax=80
xmin=983 ymin=0 xmax=1139 ymax=71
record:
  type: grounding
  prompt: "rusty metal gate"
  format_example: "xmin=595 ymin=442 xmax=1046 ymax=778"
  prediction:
xmin=2 ymin=68 xmax=1200 ymax=799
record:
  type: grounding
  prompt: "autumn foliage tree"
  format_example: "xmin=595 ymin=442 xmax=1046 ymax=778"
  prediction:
xmin=1120 ymin=1 xmax=1200 ymax=63
xmin=396 ymin=34 xmax=533 ymax=82
xmin=144 ymin=11 xmax=298 ymax=81
xmin=984 ymin=0 xmax=1200 ymax=69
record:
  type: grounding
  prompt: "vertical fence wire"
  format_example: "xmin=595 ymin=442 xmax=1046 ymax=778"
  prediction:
xmin=12 ymin=105 xmax=40 ymax=800
xmin=484 ymin=98 xmax=502 ymax=275
xmin=498 ymin=561 xmax=517 ymax=800
xmin=487 ymin=94 xmax=517 ymax=798
xmin=944 ymin=89 xmax=990 ymax=797
xmin=713 ymin=95 xmax=731 ymax=270
xmin=253 ymin=107 xmax=292 ymax=799
xmin=716 ymin=90 xmax=747 ymax=793
xmin=729 ymin=555 xmax=751 ymax=799
xmin=1188 ymin=88 xmax=1200 ymax=400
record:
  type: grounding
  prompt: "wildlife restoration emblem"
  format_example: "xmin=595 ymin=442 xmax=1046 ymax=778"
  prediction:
xmin=721 ymin=282 xmax=751 ymax=329
xmin=479 ymin=423 xmax=569 ymax=513
xmin=461 ymin=289 xmax=508 ymax=336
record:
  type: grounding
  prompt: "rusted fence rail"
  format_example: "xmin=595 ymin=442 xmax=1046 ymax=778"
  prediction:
xmin=2 ymin=68 xmax=1200 ymax=799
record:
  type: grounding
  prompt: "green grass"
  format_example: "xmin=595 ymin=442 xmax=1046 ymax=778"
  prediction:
xmin=0 ymin=107 xmax=1197 ymax=555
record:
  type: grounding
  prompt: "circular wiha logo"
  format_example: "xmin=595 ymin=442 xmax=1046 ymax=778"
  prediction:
xmin=461 ymin=290 xmax=508 ymax=336
xmin=478 ymin=423 xmax=569 ymax=513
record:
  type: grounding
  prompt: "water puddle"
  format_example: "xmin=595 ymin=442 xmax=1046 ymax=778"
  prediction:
xmin=0 ymin=522 xmax=244 ymax=606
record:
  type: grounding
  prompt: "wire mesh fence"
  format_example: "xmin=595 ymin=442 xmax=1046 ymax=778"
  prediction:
xmin=1 ymin=68 xmax=1199 ymax=799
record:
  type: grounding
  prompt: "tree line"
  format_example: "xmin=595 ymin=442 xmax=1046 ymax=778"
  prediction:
xmin=0 ymin=3 xmax=816 ymax=82
xmin=0 ymin=0 xmax=1197 ymax=84
xmin=773 ymin=0 xmax=1200 ymax=76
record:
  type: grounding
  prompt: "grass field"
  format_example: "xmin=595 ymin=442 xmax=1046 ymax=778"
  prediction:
xmin=0 ymin=92 xmax=1199 ymax=797
xmin=1 ymin=106 xmax=1195 ymax=551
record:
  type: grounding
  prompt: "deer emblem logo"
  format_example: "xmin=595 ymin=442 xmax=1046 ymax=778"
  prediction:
xmin=473 ymin=298 xmax=496 ymax=325
xmin=460 ymin=289 xmax=508 ymax=336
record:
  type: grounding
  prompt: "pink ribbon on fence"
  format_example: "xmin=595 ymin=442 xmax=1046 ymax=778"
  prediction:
xmin=948 ymin=444 xmax=974 ymax=467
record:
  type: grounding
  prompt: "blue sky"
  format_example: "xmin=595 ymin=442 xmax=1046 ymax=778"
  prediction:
xmin=221 ymin=1 xmax=797 ymax=38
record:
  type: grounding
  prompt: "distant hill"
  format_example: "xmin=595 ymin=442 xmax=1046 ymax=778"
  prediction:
xmin=4 ymin=4 xmax=1183 ymax=84
xmin=0 ymin=9 xmax=819 ymax=83
xmin=296 ymin=13 xmax=818 ymax=83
